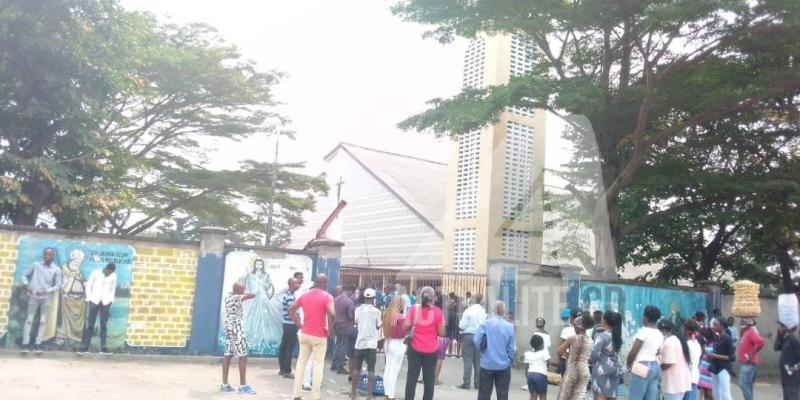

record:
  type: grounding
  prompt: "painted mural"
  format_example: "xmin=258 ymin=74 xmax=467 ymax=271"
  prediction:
xmin=6 ymin=237 xmax=134 ymax=350
xmin=217 ymin=250 xmax=313 ymax=356
xmin=579 ymin=281 xmax=707 ymax=354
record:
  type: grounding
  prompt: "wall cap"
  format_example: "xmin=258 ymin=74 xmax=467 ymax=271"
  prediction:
xmin=198 ymin=226 xmax=229 ymax=235
xmin=0 ymin=224 xmax=198 ymax=247
xmin=224 ymin=243 xmax=317 ymax=256
xmin=306 ymin=239 xmax=345 ymax=248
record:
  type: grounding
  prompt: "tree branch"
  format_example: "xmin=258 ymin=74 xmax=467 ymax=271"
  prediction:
xmin=620 ymin=198 xmax=717 ymax=236
xmin=121 ymin=189 xmax=214 ymax=235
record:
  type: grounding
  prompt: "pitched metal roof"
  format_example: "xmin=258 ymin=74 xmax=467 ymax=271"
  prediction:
xmin=326 ymin=143 xmax=448 ymax=236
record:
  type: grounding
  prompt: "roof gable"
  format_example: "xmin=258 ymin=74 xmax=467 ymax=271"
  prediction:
xmin=329 ymin=143 xmax=448 ymax=236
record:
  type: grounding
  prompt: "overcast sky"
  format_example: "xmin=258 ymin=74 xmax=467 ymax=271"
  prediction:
xmin=120 ymin=0 xmax=463 ymax=173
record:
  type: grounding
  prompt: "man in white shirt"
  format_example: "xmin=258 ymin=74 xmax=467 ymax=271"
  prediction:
xmin=77 ymin=262 xmax=117 ymax=354
xmin=457 ymin=293 xmax=486 ymax=390
xmin=350 ymin=288 xmax=381 ymax=400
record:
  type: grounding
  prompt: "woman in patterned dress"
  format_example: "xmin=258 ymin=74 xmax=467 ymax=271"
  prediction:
xmin=697 ymin=325 xmax=716 ymax=400
xmin=557 ymin=312 xmax=595 ymax=400
xmin=591 ymin=311 xmax=623 ymax=399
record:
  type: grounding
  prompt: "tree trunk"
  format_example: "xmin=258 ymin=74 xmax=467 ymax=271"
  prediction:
xmin=777 ymin=249 xmax=798 ymax=292
xmin=592 ymin=197 xmax=620 ymax=280
xmin=12 ymin=179 xmax=52 ymax=226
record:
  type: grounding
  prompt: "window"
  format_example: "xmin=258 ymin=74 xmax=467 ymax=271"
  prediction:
xmin=455 ymin=131 xmax=481 ymax=220
xmin=501 ymin=228 xmax=531 ymax=261
xmin=453 ymin=228 xmax=477 ymax=272
xmin=503 ymin=121 xmax=535 ymax=221
xmin=463 ymin=38 xmax=486 ymax=89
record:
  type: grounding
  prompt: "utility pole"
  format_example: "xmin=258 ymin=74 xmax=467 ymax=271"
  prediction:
xmin=265 ymin=138 xmax=279 ymax=247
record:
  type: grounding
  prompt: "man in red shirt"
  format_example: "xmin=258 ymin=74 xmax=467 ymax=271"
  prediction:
xmin=738 ymin=317 xmax=765 ymax=400
xmin=289 ymin=274 xmax=335 ymax=400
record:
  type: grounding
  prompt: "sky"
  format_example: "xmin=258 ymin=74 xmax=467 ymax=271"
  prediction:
xmin=120 ymin=0 xmax=464 ymax=174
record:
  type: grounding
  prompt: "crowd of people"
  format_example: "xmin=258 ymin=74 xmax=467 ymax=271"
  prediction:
xmin=220 ymin=275 xmax=515 ymax=400
xmin=219 ymin=273 xmax=800 ymax=400
xmin=18 ymin=246 xmax=800 ymax=400
xmin=550 ymin=306 xmax=800 ymax=400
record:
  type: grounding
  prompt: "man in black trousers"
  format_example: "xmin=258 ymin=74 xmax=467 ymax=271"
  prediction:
xmin=278 ymin=277 xmax=301 ymax=378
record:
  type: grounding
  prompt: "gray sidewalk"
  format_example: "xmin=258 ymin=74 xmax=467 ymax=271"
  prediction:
xmin=0 ymin=350 xmax=784 ymax=400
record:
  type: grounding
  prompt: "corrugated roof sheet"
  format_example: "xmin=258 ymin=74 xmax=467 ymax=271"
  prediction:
xmin=330 ymin=143 xmax=448 ymax=235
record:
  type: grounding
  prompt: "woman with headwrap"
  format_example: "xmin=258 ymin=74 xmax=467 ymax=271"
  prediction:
xmin=557 ymin=312 xmax=594 ymax=400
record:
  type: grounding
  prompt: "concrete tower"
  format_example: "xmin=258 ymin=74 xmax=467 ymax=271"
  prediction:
xmin=443 ymin=34 xmax=547 ymax=274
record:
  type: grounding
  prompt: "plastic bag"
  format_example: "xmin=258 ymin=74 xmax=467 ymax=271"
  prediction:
xmin=356 ymin=373 xmax=385 ymax=396
xmin=778 ymin=294 xmax=799 ymax=330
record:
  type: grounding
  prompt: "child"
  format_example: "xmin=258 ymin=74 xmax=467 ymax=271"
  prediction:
xmin=220 ymin=282 xmax=256 ymax=394
xmin=351 ymin=288 xmax=382 ymax=400
xmin=525 ymin=334 xmax=550 ymax=400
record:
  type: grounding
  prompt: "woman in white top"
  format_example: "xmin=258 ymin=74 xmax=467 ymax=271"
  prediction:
xmin=626 ymin=306 xmax=665 ymax=400
xmin=683 ymin=319 xmax=703 ymax=400
xmin=525 ymin=334 xmax=550 ymax=400
xmin=658 ymin=319 xmax=692 ymax=400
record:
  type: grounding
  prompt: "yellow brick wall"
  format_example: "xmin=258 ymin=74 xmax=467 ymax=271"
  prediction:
xmin=0 ymin=233 xmax=18 ymax=339
xmin=126 ymin=245 xmax=198 ymax=347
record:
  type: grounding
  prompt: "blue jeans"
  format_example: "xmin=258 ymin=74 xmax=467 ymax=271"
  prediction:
xmin=683 ymin=383 xmax=698 ymax=400
xmin=739 ymin=364 xmax=757 ymax=400
xmin=629 ymin=361 xmax=661 ymax=400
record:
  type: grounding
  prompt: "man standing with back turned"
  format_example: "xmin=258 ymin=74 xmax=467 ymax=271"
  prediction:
xmin=332 ymin=285 xmax=355 ymax=375
xmin=350 ymin=288 xmax=381 ymax=400
xmin=473 ymin=300 xmax=516 ymax=400
xmin=289 ymin=274 xmax=335 ymax=400
xmin=20 ymin=248 xmax=62 ymax=353
xmin=458 ymin=292 xmax=486 ymax=390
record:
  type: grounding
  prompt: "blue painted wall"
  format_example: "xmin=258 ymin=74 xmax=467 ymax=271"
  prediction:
xmin=188 ymin=253 xmax=225 ymax=354
xmin=579 ymin=281 xmax=708 ymax=353
xmin=499 ymin=266 xmax=517 ymax=317
xmin=314 ymin=255 xmax=340 ymax=297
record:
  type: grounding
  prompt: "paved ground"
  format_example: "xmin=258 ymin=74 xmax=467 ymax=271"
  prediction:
xmin=0 ymin=350 xmax=784 ymax=399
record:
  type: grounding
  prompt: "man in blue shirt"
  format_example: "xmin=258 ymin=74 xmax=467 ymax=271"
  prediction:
xmin=473 ymin=300 xmax=516 ymax=400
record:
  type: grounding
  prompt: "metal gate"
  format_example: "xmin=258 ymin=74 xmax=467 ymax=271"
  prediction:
xmin=339 ymin=267 xmax=487 ymax=299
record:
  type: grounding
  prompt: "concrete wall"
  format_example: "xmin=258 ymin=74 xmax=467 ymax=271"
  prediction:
xmin=0 ymin=227 xmax=200 ymax=350
xmin=506 ymin=265 xmax=573 ymax=358
xmin=0 ymin=225 xmax=339 ymax=355
xmin=126 ymin=243 xmax=198 ymax=347
xmin=491 ymin=266 xmax=782 ymax=376
xmin=0 ymin=232 xmax=18 ymax=339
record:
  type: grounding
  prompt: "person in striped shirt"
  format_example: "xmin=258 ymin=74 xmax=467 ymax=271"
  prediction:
xmin=278 ymin=277 xmax=301 ymax=378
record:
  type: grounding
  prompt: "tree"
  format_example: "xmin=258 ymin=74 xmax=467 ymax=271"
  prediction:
xmin=392 ymin=0 xmax=800 ymax=278
xmin=616 ymin=100 xmax=799 ymax=284
xmin=0 ymin=0 xmax=327 ymax=241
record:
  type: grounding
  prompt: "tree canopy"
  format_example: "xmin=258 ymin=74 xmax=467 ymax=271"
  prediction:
xmin=0 ymin=0 xmax=327 ymax=243
xmin=392 ymin=0 xmax=800 ymax=283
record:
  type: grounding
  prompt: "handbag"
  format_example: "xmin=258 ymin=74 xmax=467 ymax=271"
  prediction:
xmin=630 ymin=362 xmax=650 ymax=378
xmin=357 ymin=372 xmax=385 ymax=395
xmin=403 ymin=305 xmax=420 ymax=346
